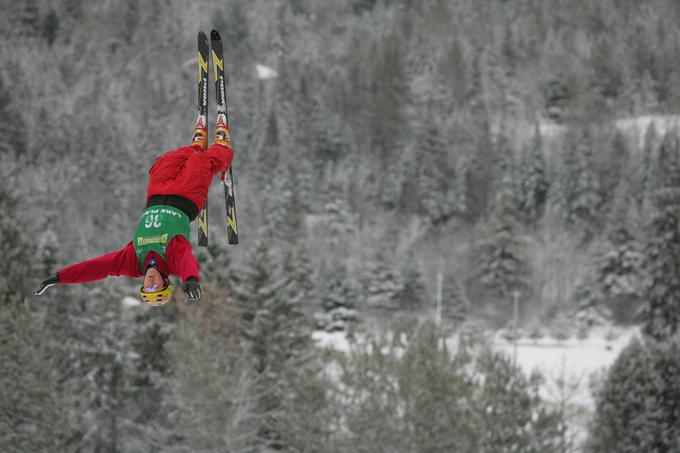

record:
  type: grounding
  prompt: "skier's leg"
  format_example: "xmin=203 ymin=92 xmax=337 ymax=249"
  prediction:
xmin=147 ymin=147 xmax=195 ymax=187
xmin=163 ymin=143 xmax=232 ymax=211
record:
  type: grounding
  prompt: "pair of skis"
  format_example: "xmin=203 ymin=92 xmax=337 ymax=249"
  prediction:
xmin=194 ymin=30 xmax=238 ymax=245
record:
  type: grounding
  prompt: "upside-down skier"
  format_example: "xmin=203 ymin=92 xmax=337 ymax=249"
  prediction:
xmin=34 ymin=118 xmax=234 ymax=306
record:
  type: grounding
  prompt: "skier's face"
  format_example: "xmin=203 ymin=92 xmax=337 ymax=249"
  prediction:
xmin=143 ymin=267 xmax=166 ymax=292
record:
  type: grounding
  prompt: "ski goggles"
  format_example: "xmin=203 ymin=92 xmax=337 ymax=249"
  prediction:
xmin=140 ymin=283 xmax=174 ymax=307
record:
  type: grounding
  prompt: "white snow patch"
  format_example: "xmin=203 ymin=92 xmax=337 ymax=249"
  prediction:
xmin=514 ymin=114 xmax=680 ymax=152
xmin=313 ymin=330 xmax=356 ymax=353
xmin=255 ymin=63 xmax=278 ymax=80
xmin=615 ymin=114 xmax=680 ymax=149
xmin=538 ymin=122 xmax=566 ymax=139
xmin=493 ymin=327 xmax=639 ymax=407
xmin=122 ymin=296 xmax=141 ymax=308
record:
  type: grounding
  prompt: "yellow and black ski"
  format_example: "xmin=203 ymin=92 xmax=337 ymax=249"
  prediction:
xmin=195 ymin=31 xmax=210 ymax=246
xmin=211 ymin=29 xmax=239 ymax=245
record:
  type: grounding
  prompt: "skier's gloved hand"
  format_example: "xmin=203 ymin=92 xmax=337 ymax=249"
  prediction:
xmin=183 ymin=277 xmax=203 ymax=301
xmin=34 ymin=274 xmax=59 ymax=296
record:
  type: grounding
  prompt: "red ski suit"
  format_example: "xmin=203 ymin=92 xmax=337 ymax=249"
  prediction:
xmin=57 ymin=143 xmax=234 ymax=285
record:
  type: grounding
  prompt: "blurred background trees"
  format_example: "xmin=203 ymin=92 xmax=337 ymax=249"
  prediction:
xmin=4 ymin=0 xmax=680 ymax=450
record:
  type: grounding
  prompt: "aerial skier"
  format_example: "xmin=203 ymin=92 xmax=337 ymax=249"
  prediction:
xmin=34 ymin=30 xmax=239 ymax=306
xmin=33 ymin=118 xmax=233 ymax=306
xmin=34 ymin=30 xmax=237 ymax=307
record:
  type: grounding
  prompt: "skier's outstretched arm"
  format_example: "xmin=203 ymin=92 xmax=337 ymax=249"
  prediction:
xmin=165 ymin=236 xmax=203 ymax=300
xmin=34 ymin=242 xmax=141 ymax=295
xmin=165 ymin=236 xmax=200 ymax=283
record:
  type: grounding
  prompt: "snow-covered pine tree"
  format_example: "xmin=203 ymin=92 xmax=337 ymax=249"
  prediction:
xmin=641 ymin=188 xmax=680 ymax=341
xmin=361 ymin=244 xmax=404 ymax=311
xmin=639 ymin=122 xmax=659 ymax=213
xmin=599 ymin=129 xmax=629 ymax=211
xmin=336 ymin=321 xmax=567 ymax=451
xmin=282 ymin=240 xmax=316 ymax=311
xmin=0 ymin=177 xmax=34 ymax=302
xmin=586 ymin=337 xmax=680 ymax=452
xmin=0 ymin=181 xmax=68 ymax=450
xmin=166 ymin=316 xmax=260 ymax=451
xmin=476 ymin=192 xmax=529 ymax=299
xmin=231 ymin=237 xmax=322 ymax=450
xmin=60 ymin=286 xmax=139 ymax=451
xmin=369 ymin=33 xmax=409 ymax=160
xmin=417 ymin=120 xmax=457 ymax=224
xmin=657 ymin=129 xmax=680 ymax=188
xmin=282 ymin=177 xmax=307 ymax=243
xmin=442 ymin=271 xmax=469 ymax=327
xmin=494 ymin=129 xmax=517 ymax=200
xmin=380 ymin=146 xmax=407 ymax=209
xmin=312 ymin=97 xmax=348 ymax=165
xmin=0 ymin=76 xmax=26 ymax=163
xmin=473 ymin=350 xmax=568 ymax=452
xmin=396 ymin=252 xmax=427 ymax=311
xmin=543 ymin=76 xmax=570 ymax=122
xmin=126 ymin=306 xmax=177 ymax=437
xmin=273 ymin=63 xmax=298 ymax=155
xmin=575 ymin=199 xmax=643 ymax=325
xmin=194 ymin=240 xmax=233 ymax=285
xmin=453 ymin=154 xmax=470 ymax=217
xmin=317 ymin=259 xmax=359 ymax=331
xmin=262 ymin=165 xmax=295 ymax=240
xmin=518 ymin=123 xmax=549 ymax=226
xmin=336 ymin=321 xmax=477 ymax=451
xmin=568 ymin=127 xmax=603 ymax=241
xmin=466 ymin=120 xmax=496 ymax=221
xmin=0 ymin=305 xmax=68 ymax=451
xmin=322 ymin=187 xmax=356 ymax=252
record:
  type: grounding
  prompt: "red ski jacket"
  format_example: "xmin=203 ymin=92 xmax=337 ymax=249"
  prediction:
xmin=56 ymin=143 xmax=234 ymax=286
xmin=57 ymin=236 xmax=200 ymax=284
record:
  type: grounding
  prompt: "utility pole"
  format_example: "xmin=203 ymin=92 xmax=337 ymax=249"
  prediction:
xmin=436 ymin=271 xmax=442 ymax=327
xmin=512 ymin=290 xmax=520 ymax=366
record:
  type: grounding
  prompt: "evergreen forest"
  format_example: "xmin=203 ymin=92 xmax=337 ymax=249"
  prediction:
xmin=3 ymin=0 xmax=680 ymax=451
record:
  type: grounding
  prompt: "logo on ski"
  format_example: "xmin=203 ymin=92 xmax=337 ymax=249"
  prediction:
xmin=226 ymin=212 xmax=237 ymax=234
xmin=198 ymin=53 xmax=209 ymax=79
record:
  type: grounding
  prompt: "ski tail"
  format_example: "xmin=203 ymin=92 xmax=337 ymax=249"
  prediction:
xmin=196 ymin=31 xmax=210 ymax=247
xmin=211 ymin=29 xmax=239 ymax=245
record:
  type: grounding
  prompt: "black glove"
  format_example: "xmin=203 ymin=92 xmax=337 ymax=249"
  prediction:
xmin=183 ymin=277 xmax=203 ymax=301
xmin=34 ymin=274 xmax=59 ymax=296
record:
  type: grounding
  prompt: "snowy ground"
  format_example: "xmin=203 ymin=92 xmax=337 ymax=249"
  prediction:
xmin=313 ymin=325 xmax=640 ymax=451
xmin=492 ymin=326 xmax=639 ymax=407
xmin=494 ymin=327 xmax=640 ymax=450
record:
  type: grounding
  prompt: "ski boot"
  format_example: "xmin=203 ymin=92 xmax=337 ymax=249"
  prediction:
xmin=191 ymin=114 xmax=208 ymax=151
xmin=215 ymin=112 xmax=231 ymax=147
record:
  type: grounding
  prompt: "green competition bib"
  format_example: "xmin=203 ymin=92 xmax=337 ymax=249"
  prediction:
xmin=133 ymin=205 xmax=191 ymax=272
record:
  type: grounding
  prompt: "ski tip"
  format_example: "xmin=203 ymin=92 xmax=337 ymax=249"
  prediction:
xmin=211 ymin=29 xmax=221 ymax=41
xmin=198 ymin=31 xmax=208 ymax=42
